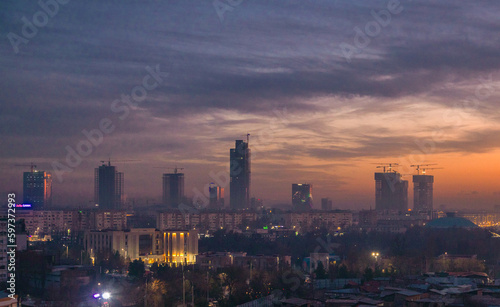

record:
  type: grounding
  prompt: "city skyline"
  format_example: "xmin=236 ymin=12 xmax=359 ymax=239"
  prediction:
xmin=4 ymin=2 xmax=500 ymax=306
xmin=1 ymin=1 xmax=500 ymax=209
xmin=8 ymin=155 xmax=450 ymax=211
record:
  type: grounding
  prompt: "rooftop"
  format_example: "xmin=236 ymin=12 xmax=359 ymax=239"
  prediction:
xmin=426 ymin=217 xmax=478 ymax=228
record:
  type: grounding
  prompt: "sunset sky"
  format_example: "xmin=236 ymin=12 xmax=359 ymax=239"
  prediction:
xmin=1 ymin=0 xmax=500 ymax=210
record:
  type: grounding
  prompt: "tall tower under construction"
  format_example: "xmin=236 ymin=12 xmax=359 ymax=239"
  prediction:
xmin=413 ymin=175 xmax=434 ymax=212
xmin=163 ymin=169 xmax=185 ymax=208
xmin=374 ymin=167 xmax=408 ymax=212
xmin=94 ymin=161 xmax=124 ymax=210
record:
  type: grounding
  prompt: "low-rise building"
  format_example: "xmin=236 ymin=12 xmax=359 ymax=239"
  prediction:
xmin=17 ymin=210 xmax=127 ymax=236
xmin=83 ymin=228 xmax=198 ymax=265
xmin=285 ymin=211 xmax=352 ymax=232
xmin=197 ymin=252 xmax=291 ymax=271
xmin=157 ymin=210 xmax=257 ymax=232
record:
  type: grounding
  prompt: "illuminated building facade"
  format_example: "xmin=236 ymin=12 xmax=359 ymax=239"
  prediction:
xmin=164 ymin=230 xmax=198 ymax=264
xmin=162 ymin=172 xmax=185 ymax=208
xmin=23 ymin=170 xmax=52 ymax=210
xmin=83 ymin=228 xmax=198 ymax=265
xmin=230 ymin=139 xmax=251 ymax=210
xmin=292 ymin=183 xmax=313 ymax=211
xmin=94 ymin=162 xmax=123 ymax=210
xmin=413 ymin=175 xmax=434 ymax=212
xmin=374 ymin=172 xmax=408 ymax=212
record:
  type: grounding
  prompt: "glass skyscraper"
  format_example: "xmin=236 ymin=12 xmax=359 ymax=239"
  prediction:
xmin=230 ymin=139 xmax=251 ymax=210
xmin=94 ymin=162 xmax=123 ymax=209
xmin=23 ymin=170 xmax=52 ymax=210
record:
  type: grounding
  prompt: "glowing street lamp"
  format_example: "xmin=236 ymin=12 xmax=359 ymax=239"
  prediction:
xmin=371 ymin=252 xmax=380 ymax=260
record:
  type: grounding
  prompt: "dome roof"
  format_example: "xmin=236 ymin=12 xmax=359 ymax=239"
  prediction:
xmin=426 ymin=217 xmax=478 ymax=228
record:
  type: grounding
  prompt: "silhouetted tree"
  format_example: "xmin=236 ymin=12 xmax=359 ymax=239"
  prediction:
xmin=363 ymin=267 xmax=374 ymax=281
xmin=314 ymin=261 xmax=327 ymax=279
xmin=128 ymin=259 xmax=145 ymax=278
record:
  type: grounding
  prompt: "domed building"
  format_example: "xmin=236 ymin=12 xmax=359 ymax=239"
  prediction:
xmin=426 ymin=212 xmax=478 ymax=229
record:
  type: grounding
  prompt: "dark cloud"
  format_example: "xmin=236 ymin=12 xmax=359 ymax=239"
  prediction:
xmin=1 ymin=0 xmax=499 ymax=207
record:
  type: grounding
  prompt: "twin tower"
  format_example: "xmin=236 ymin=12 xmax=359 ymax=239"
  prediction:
xmin=374 ymin=170 xmax=434 ymax=212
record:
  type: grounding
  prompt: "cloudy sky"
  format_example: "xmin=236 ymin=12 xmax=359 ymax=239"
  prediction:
xmin=1 ymin=0 xmax=500 ymax=209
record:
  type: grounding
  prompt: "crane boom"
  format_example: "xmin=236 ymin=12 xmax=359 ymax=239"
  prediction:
xmin=411 ymin=164 xmax=438 ymax=175
xmin=374 ymin=163 xmax=399 ymax=173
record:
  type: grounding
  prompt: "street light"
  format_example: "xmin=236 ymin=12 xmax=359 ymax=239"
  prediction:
xmin=371 ymin=252 xmax=379 ymax=261
xmin=93 ymin=291 xmax=111 ymax=307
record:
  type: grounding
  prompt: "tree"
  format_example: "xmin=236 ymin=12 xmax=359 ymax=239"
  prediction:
xmin=314 ymin=261 xmax=327 ymax=279
xmin=363 ymin=267 xmax=374 ymax=281
xmin=143 ymin=279 xmax=167 ymax=307
xmin=128 ymin=259 xmax=145 ymax=278
xmin=337 ymin=264 xmax=350 ymax=278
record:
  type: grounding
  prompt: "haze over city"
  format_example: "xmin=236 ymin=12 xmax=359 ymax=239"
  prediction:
xmin=1 ymin=0 xmax=500 ymax=209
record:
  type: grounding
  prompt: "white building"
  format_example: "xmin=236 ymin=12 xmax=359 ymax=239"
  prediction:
xmin=83 ymin=228 xmax=198 ymax=265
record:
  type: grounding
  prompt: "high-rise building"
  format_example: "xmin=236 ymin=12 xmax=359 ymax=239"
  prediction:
xmin=163 ymin=172 xmax=184 ymax=208
xmin=374 ymin=172 xmax=408 ymax=211
xmin=230 ymin=139 xmax=251 ymax=210
xmin=208 ymin=184 xmax=224 ymax=209
xmin=292 ymin=183 xmax=313 ymax=211
xmin=94 ymin=162 xmax=123 ymax=210
xmin=413 ymin=175 xmax=434 ymax=212
xmin=321 ymin=197 xmax=333 ymax=211
xmin=23 ymin=170 xmax=52 ymax=210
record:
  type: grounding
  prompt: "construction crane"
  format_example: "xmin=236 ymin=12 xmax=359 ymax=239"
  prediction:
xmin=153 ymin=166 xmax=185 ymax=174
xmin=420 ymin=167 xmax=443 ymax=175
xmin=410 ymin=164 xmax=437 ymax=175
xmin=14 ymin=162 xmax=37 ymax=172
xmin=373 ymin=163 xmax=399 ymax=173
